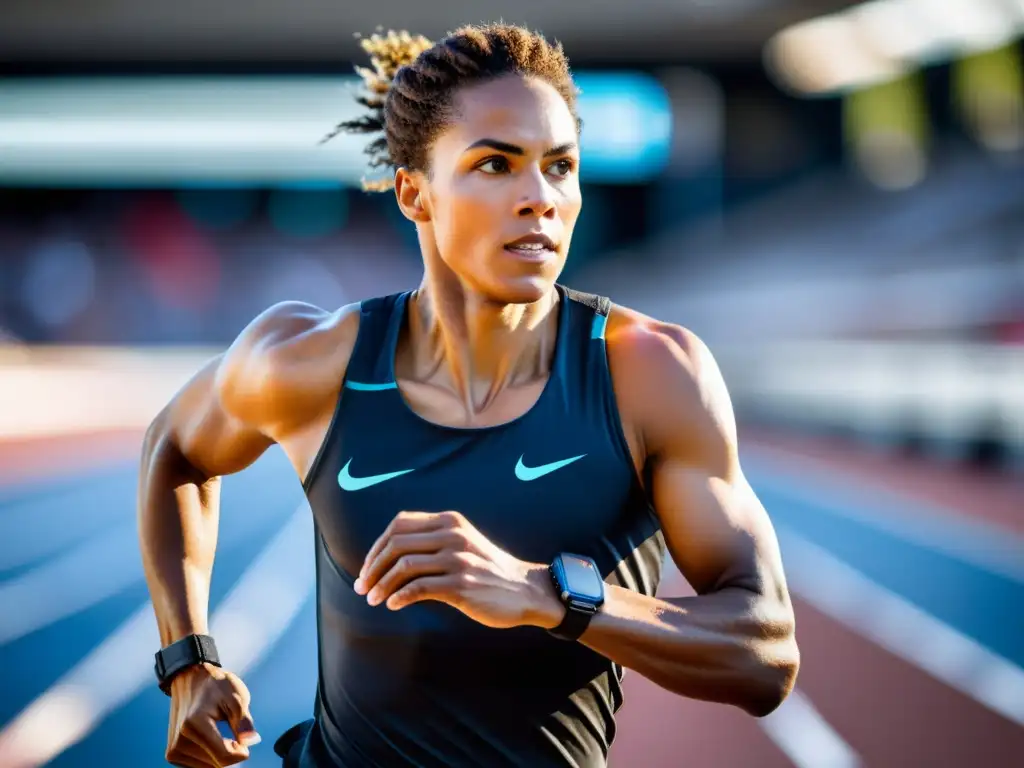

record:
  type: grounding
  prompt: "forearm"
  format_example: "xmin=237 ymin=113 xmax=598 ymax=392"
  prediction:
xmin=529 ymin=572 xmax=798 ymax=717
xmin=137 ymin=425 xmax=221 ymax=646
xmin=587 ymin=585 xmax=796 ymax=715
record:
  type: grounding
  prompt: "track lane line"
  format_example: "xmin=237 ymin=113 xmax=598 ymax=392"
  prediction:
xmin=777 ymin=524 xmax=1024 ymax=726
xmin=0 ymin=502 xmax=314 ymax=768
xmin=744 ymin=449 xmax=1024 ymax=585
xmin=621 ymin=559 xmax=860 ymax=767
xmin=760 ymin=688 xmax=861 ymax=768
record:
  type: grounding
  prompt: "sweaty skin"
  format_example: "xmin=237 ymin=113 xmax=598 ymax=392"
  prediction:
xmin=139 ymin=74 xmax=798 ymax=768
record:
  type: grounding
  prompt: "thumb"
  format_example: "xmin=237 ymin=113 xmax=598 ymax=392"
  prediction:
xmin=230 ymin=710 xmax=262 ymax=747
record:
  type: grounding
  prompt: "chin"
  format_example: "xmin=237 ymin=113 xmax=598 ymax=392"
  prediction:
xmin=478 ymin=252 xmax=565 ymax=305
xmin=477 ymin=274 xmax=557 ymax=305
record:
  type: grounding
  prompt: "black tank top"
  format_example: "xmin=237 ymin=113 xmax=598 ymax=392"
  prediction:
xmin=294 ymin=285 xmax=665 ymax=768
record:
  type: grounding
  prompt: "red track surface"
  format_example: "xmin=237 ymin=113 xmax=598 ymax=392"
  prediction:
xmin=611 ymin=558 xmax=1024 ymax=767
xmin=609 ymin=432 xmax=1024 ymax=768
xmin=0 ymin=429 xmax=143 ymax=485
xmin=741 ymin=428 xmax=1024 ymax=536
xmin=4 ymin=429 xmax=1022 ymax=767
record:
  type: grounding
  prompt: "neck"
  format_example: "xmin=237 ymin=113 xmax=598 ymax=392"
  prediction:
xmin=405 ymin=255 xmax=560 ymax=412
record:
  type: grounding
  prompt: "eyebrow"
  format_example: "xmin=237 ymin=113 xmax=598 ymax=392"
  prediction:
xmin=464 ymin=138 xmax=578 ymax=157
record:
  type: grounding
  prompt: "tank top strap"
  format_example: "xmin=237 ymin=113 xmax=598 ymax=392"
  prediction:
xmin=556 ymin=286 xmax=633 ymax=468
xmin=558 ymin=285 xmax=613 ymax=386
xmin=560 ymin=286 xmax=612 ymax=333
xmin=342 ymin=292 xmax=410 ymax=390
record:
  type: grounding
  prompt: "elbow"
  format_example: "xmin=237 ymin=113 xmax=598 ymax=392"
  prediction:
xmin=139 ymin=411 xmax=205 ymax=490
xmin=743 ymin=626 xmax=800 ymax=718
xmin=142 ymin=408 xmax=175 ymax=464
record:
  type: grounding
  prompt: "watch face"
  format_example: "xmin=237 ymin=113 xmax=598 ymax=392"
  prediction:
xmin=561 ymin=555 xmax=604 ymax=601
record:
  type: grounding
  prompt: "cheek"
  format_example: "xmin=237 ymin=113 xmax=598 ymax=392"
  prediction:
xmin=563 ymin=192 xmax=582 ymax=222
xmin=560 ymin=187 xmax=583 ymax=229
xmin=438 ymin=185 xmax=501 ymax=257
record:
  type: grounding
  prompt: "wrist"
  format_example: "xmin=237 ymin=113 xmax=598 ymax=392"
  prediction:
xmin=156 ymin=633 xmax=221 ymax=695
xmin=168 ymin=661 xmax=219 ymax=698
xmin=523 ymin=563 xmax=566 ymax=630
xmin=545 ymin=553 xmax=605 ymax=641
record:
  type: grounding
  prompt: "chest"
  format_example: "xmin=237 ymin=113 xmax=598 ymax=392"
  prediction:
xmin=307 ymin=407 xmax=640 ymax=579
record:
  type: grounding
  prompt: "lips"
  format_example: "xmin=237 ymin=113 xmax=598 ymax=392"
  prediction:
xmin=504 ymin=233 xmax=558 ymax=260
xmin=506 ymin=233 xmax=556 ymax=250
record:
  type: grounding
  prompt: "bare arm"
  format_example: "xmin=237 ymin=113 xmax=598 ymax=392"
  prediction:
xmin=138 ymin=301 xmax=359 ymax=766
xmin=138 ymin=353 xmax=269 ymax=646
xmin=568 ymin=321 xmax=799 ymax=717
xmin=137 ymin=301 xmax=354 ymax=646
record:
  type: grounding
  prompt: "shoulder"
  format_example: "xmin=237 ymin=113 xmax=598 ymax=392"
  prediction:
xmin=603 ymin=303 xmax=737 ymax=472
xmin=604 ymin=304 xmax=705 ymax=383
xmin=216 ymin=300 xmax=362 ymax=431
xmin=603 ymin=303 xmax=718 ymax=408
xmin=222 ymin=299 xmax=362 ymax=372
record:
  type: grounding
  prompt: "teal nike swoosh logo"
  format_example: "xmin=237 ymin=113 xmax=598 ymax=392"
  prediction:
xmin=337 ymin=459 xmax=415 ymax=492
xmin=515 ymin=454 xmax=587 ymax=482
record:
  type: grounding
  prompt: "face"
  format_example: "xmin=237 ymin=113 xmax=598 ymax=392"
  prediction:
xmin=396 ymin=75 xmax=582 ymax=305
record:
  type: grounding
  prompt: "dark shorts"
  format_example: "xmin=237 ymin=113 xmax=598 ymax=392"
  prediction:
xmin=274 ymin=719 xmax=315 ymax=767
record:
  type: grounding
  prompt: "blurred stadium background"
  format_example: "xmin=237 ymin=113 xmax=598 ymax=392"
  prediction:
xmin=0 ymin=1 xmax=1022 ymax=766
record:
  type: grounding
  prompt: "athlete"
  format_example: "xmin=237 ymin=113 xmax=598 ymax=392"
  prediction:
xmin=139 ymin=24 xmax=799 ymax=768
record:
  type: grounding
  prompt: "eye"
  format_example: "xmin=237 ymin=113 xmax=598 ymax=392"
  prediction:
xmin=477 ymin=157 xmax=511 ymax=174
xmin=547 ymin=159 xmax=575 ymax=178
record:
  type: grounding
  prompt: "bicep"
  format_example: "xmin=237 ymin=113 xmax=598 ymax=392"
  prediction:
xmin=152 ymin=353 xmax=273 ymax=480
xmin=150 ymin=300 xmax=358 ymax=480
xmin=652 ymin=461 xmax=787 ymax=600
xmin=640 ymin=327 xmax=787 ymax=599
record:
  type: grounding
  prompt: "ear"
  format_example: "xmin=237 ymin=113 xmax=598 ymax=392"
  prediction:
xmin=394 ymin=168 xmax=431 ymax=224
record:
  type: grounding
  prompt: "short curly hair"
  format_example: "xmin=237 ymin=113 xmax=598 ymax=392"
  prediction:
xmin=325 ymin=24 xmax=580 ymax=192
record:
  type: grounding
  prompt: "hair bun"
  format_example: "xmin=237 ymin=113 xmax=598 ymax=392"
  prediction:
xmin=355 ymin=30 xmax=434 ymax=98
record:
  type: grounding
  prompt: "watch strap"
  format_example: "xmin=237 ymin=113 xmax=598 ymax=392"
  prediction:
xmin=547 ymin=553 xmax=603 ymax=642
xmin=549 ymin=603 xmax=596 ymax=641
xmin=154 ymin=634 xmax=221 ymax=695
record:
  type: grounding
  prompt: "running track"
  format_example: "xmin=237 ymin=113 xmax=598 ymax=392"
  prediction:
xmin=0 ymin=430 xmax=1021 ymax=767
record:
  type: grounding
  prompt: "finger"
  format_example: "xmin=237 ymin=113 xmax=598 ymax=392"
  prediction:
xmin=168 ymin=738 xmax=217 ymax=768
xmin=183 ymin=716 xmax=251 ymax=766
xmin=165 ymin=753 xmax=205 ymax=768
xmin=386 ymin=574 xmax=462 ymax=611
xmin=228 ymin=710 xmax=261 ymax=748
xmin=362 ymin=514 xmax=454 ymax=581
xmin=357 ymin=531 xmax=455 ymax=595
xmin=168 ymin=733 xmax=217 ymax=768
xmin=360 ymin=512 xmax=447 ymax=581
xmin=366 ymin=552 xmax=453 ymax=606
xmin=167 ymin=755 xmax=208 ymax=768
xmin=169 ymin=759 xmax=208 ymax=768
xmin=214 ymin=675 xmax=262 ymax=747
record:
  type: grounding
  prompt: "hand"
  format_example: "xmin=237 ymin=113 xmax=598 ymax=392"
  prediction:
xmin=165 ymin=663 xmax=261 ymax=767
xmin=354 ymin=510 xmax=565 ymax=630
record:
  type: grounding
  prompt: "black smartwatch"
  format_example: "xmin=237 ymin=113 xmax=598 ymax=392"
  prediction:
xmin=548 ymin=553 xmax=605 ymax=641
xmin=154 ymin=634 xmax=221 ymax=695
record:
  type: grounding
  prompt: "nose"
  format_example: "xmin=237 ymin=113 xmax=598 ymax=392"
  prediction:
xmin=514 ymin=167 xmax=557 ymax=220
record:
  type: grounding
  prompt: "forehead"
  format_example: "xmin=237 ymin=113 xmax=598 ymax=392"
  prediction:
xmin=443 ymin=75 xmax=577 ymax=149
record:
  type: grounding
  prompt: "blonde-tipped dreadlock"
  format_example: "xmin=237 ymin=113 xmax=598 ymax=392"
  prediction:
xmin=326 ymin=24 xmax=579 ymax=192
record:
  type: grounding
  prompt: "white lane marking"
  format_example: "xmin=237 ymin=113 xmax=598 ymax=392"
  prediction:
xmin=0 ymin=503 xmax=315 ymax=768
xmin=0 ymin=447 xmax=296 ymax=573
xmin=0 ymin=470 xmax=302 ymax=646
xmin=0 ymin=523 xmax=141 ymax=645
xmin=647 ymin=560 xmax=861 ymax=768
xmin=208 ymin=506 xmax=314 ymax=673
xmin=0 ymin=473 xmax=135 ymax=572
xmin=745 ymin=449 xmax=1024 ymax=584
xmin=760 ymin=688 xmax=861 ymax=768
xmin=778 ymin=525 xmax=1024 ymax=726
xmin=0 ymin=464 xmax=129 ymax=508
